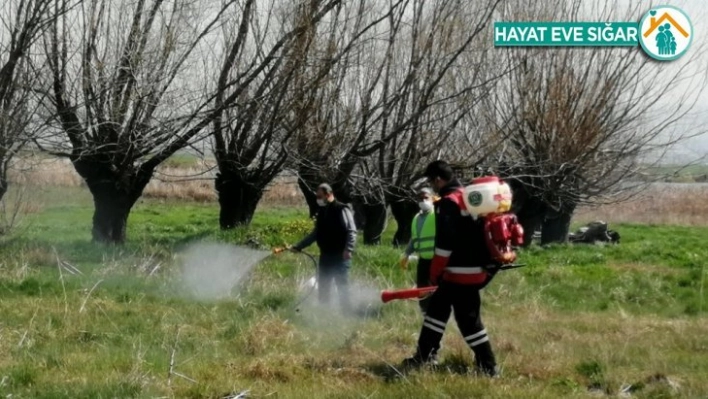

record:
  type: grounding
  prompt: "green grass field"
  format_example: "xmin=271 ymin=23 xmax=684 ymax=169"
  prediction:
xmin=639 ymin=164 xmax=708 ymax=183
xmin=1 ymin=187 xmax=707 ymax=398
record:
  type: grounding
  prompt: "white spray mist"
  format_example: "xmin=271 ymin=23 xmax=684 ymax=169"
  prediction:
xmin=178 ymin=243 xmax=270 ymax=301
xmin=295 ymin=278 xmax=383 ymax=320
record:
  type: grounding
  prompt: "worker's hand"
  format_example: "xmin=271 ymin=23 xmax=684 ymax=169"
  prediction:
xmin=399 ymin=255 xmax=409 ymax=270
xmin=430 ymin=271 xmax=443 ymax=286
xmin=272 ymin=247 xmax=287 ymax=255
xmin=343 ymin=250 xmax=352 ymax=260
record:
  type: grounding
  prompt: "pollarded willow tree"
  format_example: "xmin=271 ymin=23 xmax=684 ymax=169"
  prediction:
xmin=211 ymin=0 xmax=404 ymax=229
xmin=289 ymin=0 xmax=416 ymax=242
xmin=492 ymin=0 xmax=707 ymax=244
xmin=289 ymin=0 xmax=505 ymax=244
xmin=0 ymin=0 xmax=59 ymax=202
xmin=368 ymin=21 xmax=511 ymax=246
xmin=40 ymin=0 xmax=239 ymax=243
xmin=39 ymin=0 xmax=348 ymax=243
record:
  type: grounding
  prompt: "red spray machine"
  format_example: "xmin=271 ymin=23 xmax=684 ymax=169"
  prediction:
xmin=462 ymin=176 xmax=524 ymax=264
xmin=382 ymin=176 xmax=525 ymax=304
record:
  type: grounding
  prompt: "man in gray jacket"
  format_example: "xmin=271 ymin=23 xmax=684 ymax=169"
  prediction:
xmin=293 ymin=183 xmax=357 ymax=312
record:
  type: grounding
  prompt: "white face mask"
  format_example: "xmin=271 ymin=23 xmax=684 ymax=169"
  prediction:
xmin=317 ymin=199 xmax=327 ymax=207
xmin=419 ymin=201 xmax=433 ymax=212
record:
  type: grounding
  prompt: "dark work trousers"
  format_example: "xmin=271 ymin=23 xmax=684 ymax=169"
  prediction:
xmin=416 ymin=281 xmax=497 ymax=373
xmin=318 ymin=252 xmax=351 ymax=312
xmin=416 ymin=258 xmax=433 ymax=314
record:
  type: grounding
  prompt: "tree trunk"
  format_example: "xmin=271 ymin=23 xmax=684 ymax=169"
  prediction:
xmin=351 ymin=201 xmax=366 ymax=231
xmin=74 ymin=159 xmax=149 ymax=245
xmin=515 ymin=196 xmax=545 ymax=247
xmin=297 ymin=177 xmax=319 ymax=218
xmin=390 ymin=199 xmax=418 ymax=247
xmin=90 ymin=187 xmax=134 ymax=244
xmin=540 ymin=203 xmax=576 ymax=245
xmin=359 ymin=201 xmax=387 ymax=245
xmin=215 ymin=171 xmax=264 ymax=229
xmin=508 ymin=179 xmax=545 ymax=247
xmin=517 ymin=212 xmax=544 ymax=246
xmin=0 ymin=175 xmax=7 ymax=203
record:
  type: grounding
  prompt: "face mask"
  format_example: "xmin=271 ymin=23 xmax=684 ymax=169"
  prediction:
xmin=419 ymin=201 xmax=433 ymax=212
xmin=317 ymin=199 xmax=327 ymax=207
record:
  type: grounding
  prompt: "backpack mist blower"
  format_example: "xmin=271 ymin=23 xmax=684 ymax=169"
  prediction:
xmin=382 ymin=175 xmax=525 ymax=304
xmin=462 ymin=176 xmax=524 ymax=264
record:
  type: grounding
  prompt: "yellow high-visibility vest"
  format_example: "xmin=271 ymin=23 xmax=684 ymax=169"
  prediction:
xmin=411 ymin=212 xmax=436 ymax=260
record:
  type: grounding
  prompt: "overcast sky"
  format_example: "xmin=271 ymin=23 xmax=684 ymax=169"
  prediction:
xmin=621 ymin=1 xmax=708 ymax=163
xmin=671 ymin=1 xmax=708 ymax=162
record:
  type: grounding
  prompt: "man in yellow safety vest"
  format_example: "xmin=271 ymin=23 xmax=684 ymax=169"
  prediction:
xmin=400 ymin=187 xmax=436 ymax=314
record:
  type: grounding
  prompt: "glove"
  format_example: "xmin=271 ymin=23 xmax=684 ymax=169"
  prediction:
xmin=429 ymin=254 xmax=449 ymax=285
xmin=399 ymin=255 xmax=409 ymax=270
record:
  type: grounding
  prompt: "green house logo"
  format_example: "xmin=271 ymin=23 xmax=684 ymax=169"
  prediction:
xmin=468 ymin=191 xmax=483 ymax=207
xmin=638 ymin=6 xmax=693 ymax=61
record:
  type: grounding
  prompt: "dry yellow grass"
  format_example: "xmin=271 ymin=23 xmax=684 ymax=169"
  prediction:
xmin=8 ymin=157 xmax=708 ymax=224
xmin=8 ymin=157 xmax=304 ymax=206
xmin=575 ymin=184 xmax=708 ymax=225
xmin=173 ymin=303 xmax=708 ymax=397
xmin=9 ymin=157 xmax=83 ymax=187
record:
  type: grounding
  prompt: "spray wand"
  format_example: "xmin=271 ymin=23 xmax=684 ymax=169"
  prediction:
xmin=380 ymin=264 xmax=526 ymax=303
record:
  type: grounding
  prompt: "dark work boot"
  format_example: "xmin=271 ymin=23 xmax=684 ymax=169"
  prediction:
xmin=401 ymin=351 xmax=439 ymax=369
xmin=475 ymin=363 xmax=500 ymax=378
xmin=472 ymin=341 xmax=498 ymax=377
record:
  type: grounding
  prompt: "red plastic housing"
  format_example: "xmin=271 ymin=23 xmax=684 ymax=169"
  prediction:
xmin=484 ymin=213 xmax=522 ymax=264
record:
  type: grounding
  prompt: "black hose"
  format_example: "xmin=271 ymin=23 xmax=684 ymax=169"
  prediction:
xmin=297 ymin=250 xmax=318 ymax=270
xmin=292 ymin=250 xmax=318 ymax=311
xmin=478 ymin=263 xmax=526 ymax=289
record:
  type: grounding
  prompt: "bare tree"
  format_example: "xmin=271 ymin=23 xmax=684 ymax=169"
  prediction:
xmin=370 ymin=26 xmax=509 ymax=246
xmin=287 ymin=0 xmax=414 ymax=240
xmin=39 ymin=0 xmax=346 ymax=243
xmin=39 ymin=0 xmax=244 ymax=243
xmin=0 ymin=0 xmax=56 ymax=202
xmin=493 ymin=0 xmax=707 ymax=244
xmin=211 ymin=0 xmax=401 ymax=229
xmin=290 ymin=0 xmax=504 ymax=244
